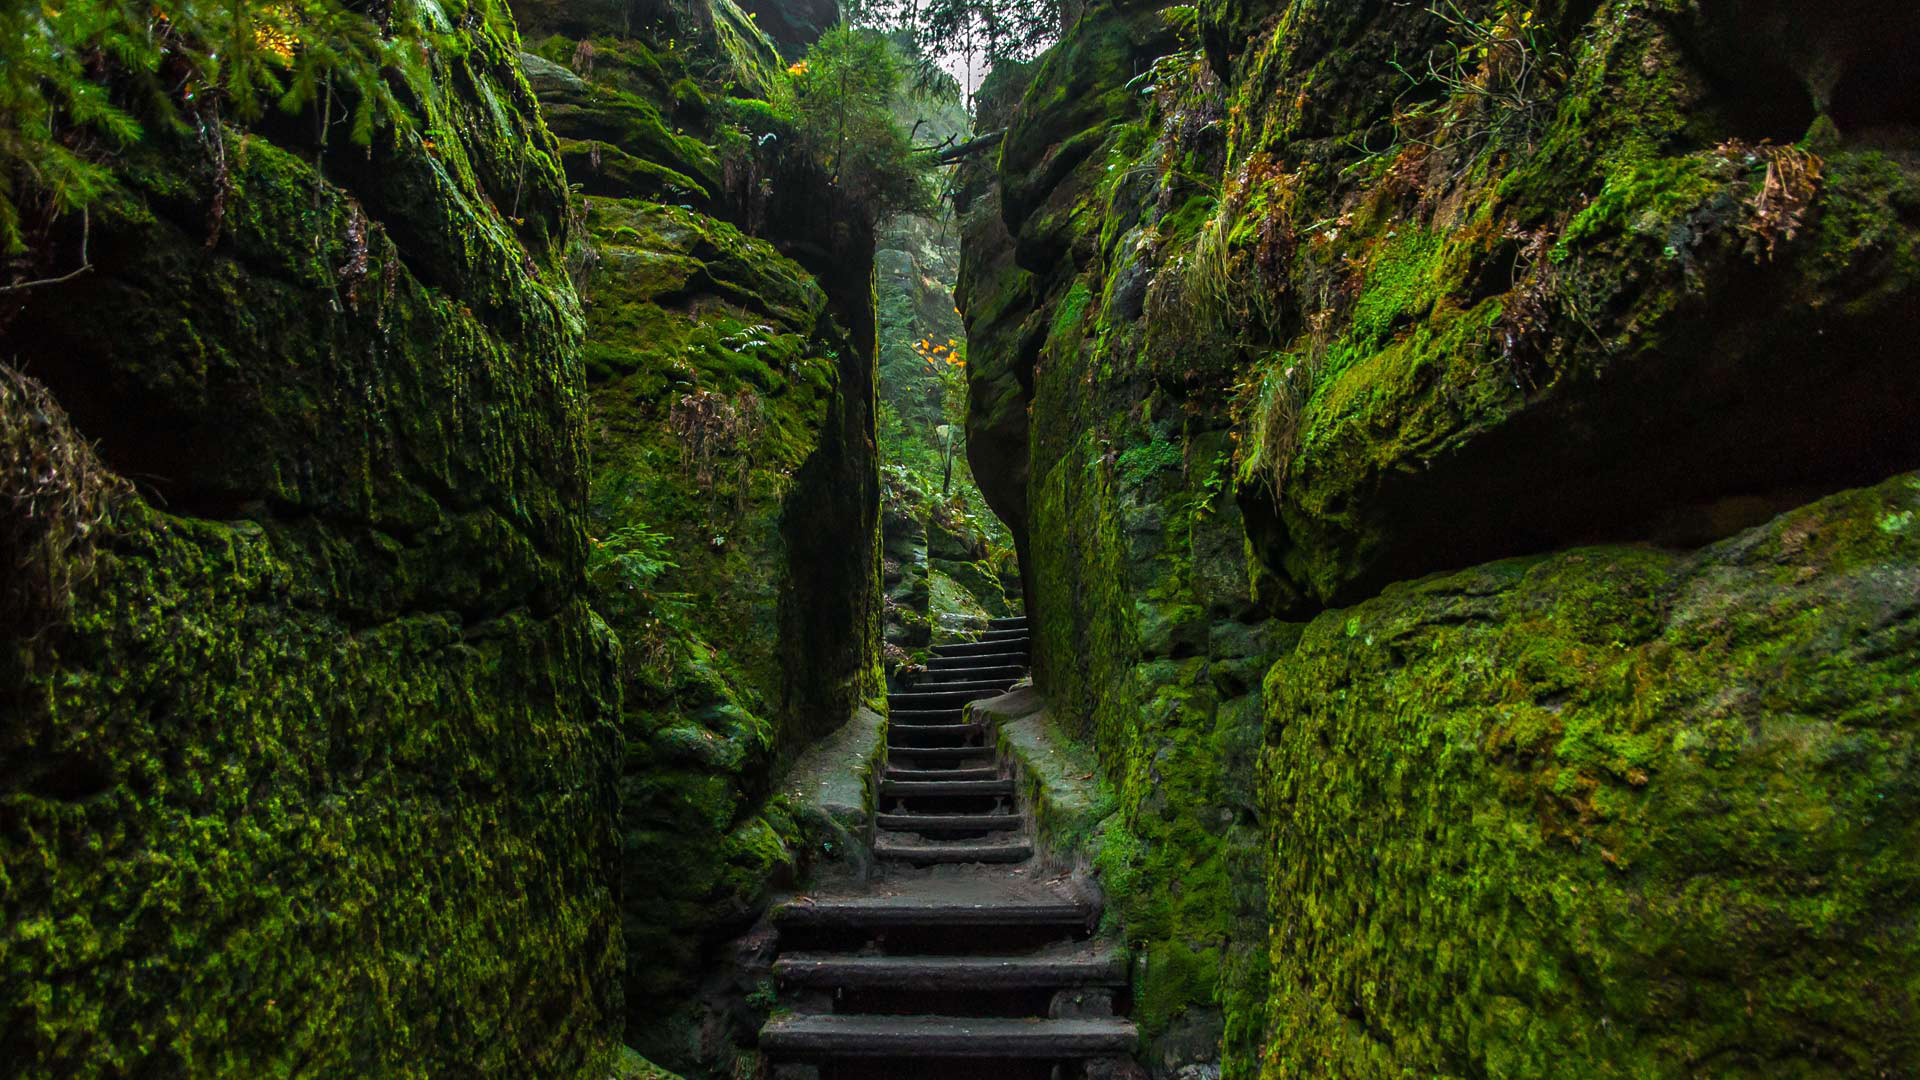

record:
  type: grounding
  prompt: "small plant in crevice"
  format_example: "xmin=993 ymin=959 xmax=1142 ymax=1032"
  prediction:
xmin=1234 ymin=214 xmax=1378 ymax=503
xmin=1238 ymin=321 xmax=1327 ymax=505
xmin=1115 ymin=438 xmax=1183 ymax=489
xmin=1387 ymin=2 xmax=1565 ymax=174
xmin=667 ymin=386 xmax=763 ymax=512
xmin=1494 ymin=223 xmax=1560 ymax=392
xmin=744 ymin=977 xmax=779 ymax=1013
xmin=1141 ymin=45 xmax=1224 ymax=195
xmin=1178 ymin=153 xmax=1298 ymax=340
xmin=587 ymin=522 xmax=687 ymax=675
xmin=1717 ymin=139 xmax=1824 ymax=261
xmin=563 ymin=185 xmax=601 ymax=291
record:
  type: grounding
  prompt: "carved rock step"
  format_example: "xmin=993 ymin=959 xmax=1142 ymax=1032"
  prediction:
xmin=897 ymin=677 xmax=1020 ymax=695
xmin=880 ymin=778 xmax=1013 ymax=799
xmin=875 ymin=836 xmax=1033 ymax=864
xmin=773 ymin=893 xmax=1092 ymax=932
xmin=915 ymin=665 xmax=1027 ymax=684
xmin=874 ymin=812 xmax=1023 ymax=833
xmin=775 ymin=943 xmax=1125 ymax=990
xmin=927 ymin=650 xmax=1030 ymax=671
xmin=883 ymin=766 xmax=1002 ymax=783
xmin=889 ymin=708 xmax=967 ymax=725
xmin=893 ymin=687 xmax=1010 ymax=708
xmin=886 ymin=724 xmax=982 ymax=747
xmin=978 ymin=627 xmax=1031 ymax=643
xmin=890 ymin=703 xmax=967 ymax=718
xmin=931 ymin=639 xmax=1029 ymax=658
xmin=882 ymin=745 xmax=995 ymax=762
xmin=988 ymin=616 xmax=1030 ymax=630
xmin=758 ymin=1015 xmax=1136 ymax=1058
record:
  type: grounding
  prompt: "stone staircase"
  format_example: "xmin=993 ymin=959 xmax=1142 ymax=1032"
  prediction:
xmin=760 ymin=615 xmax=1137 ymax=1078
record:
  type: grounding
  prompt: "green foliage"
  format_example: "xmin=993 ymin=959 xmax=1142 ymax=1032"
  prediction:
xmin=586 ymin=522 xmax=691 ymax=678
xmin=589 ymin=524 xmax=682 ymax=612
xmin=877 ymin=403 xmax=1010 ymax=556
xmin=696 ymin=0 xmax=783 ymax=95
xmin=613 ymin=1047 xmax=689 ymax=1080
xmin=0 ymin=0 xmax=453 ymax=254
xmin=846 ymin=0 xmax=1060 ymax=68
xmin=773 ymin=27 xmax=930 ymax=225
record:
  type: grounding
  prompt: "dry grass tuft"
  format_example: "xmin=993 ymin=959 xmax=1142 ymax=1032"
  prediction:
xmin=667 ymin=387 xmax=764 ymax=513
xmin=1714 ymin=139 xmax=1824 ymax=261
xmin=1183 ymin=153 xmax=1297 ymax=337
xmin=1 ymin=363 xmax=131 ymax=639
xmin=1748 ymin=143 xmax=1823 ymax=261
xmin=1243 ymin=309 xmax=1335 ymax=504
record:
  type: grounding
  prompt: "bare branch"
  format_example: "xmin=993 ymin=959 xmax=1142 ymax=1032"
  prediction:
xmin=0 ymin=208 xmax=91 ymax=294
xmin=927 ymin=129 xmax=1005 ymax=164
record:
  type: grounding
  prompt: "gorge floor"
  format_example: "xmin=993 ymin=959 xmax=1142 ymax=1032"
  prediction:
xmin=760 ymin=617 xmax=1139 ymax=1078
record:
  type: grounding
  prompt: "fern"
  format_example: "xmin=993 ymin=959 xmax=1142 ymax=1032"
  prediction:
xmin=588 ymin=524 xmax=687 ymax=617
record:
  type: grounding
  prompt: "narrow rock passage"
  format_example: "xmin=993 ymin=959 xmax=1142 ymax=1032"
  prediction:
xmin=760 ymin=616 xmax=1138 ymax=1078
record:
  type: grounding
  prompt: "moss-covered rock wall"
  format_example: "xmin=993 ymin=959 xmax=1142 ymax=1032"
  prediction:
xmin=1262 ymin=472 xmax=1920 ymax=1076
xmin=512 ymin=1 xmax=884 ymax=1071
xmin=959 ymin=0 xmax=1920 ymax=1075
xmin=958 ymin=7 xmax=1291 ymax=1071
xmin=0 ymin=3 xmax=623 ymax=1075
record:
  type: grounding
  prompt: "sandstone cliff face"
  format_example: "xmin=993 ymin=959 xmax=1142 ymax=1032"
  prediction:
xmin=0 ymin=4 xmax=622 ymax=1076
xmin=959 ymin=0 xmax=1920 ymax=1074
xmin=513 ymin=1 xmax=883 ymax=1069
xmin=1263 ymin=473 xmax=1920 ymax=1075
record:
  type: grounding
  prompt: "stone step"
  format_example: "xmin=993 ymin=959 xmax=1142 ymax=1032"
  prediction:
xmin=883 ymin=766 xmax=1001 ymax=783
xmin=883 ymin=745 xmax=996 ymax=762
xmin=927 ymin=651 xmax=1029 ymax=671
xmin=758 ymin=1015 xmax=1136 ymax=1058
xmin=773 ymin=893 xmax=1093 ymax=932
xmin=880 ymin=778 xmax=1013 ymax=799
xmin=876 ymin=836 xmax=1034 ymax=864
xmin=892 ymin=688 xmax=1006 ymax=709
xmin=873 ymin=812 xmax=1023 ymax=833
xmin=988 ymin=616 xmax=1030 ymax=630
xmin=775 ymin=944 xmax=1125 ymax=991
xmin=899 ymin=677 xmax=1019 ymax=696
xmin=931 ymin=639 xmax=1029 ymax=659
xmin=915 ymin=665 xmax=1026 ymax=684
xmin=886 ymin=724 xmax=982 ymax=747
xmin=889 ymin=708 xmax=965 ymax=725
xmin=979 ymin=627 xmax=1030 ymax=642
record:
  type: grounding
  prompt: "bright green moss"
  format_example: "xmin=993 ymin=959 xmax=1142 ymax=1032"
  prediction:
xmin=1344 ymin=227 xmax=1445 ymax=352
xmin=972 ymin=3 xmax=1920 ymax=1078
xmin=1557 ymin=154 xmax=1724 ymax=254
xmin=0 ymin=10 xmax=621 ymax=1067
xmin=575 ymin=186 xmax=878 ymax=1069
xmin=1258 ymin=473 xmax=1920 ymax=1077
xmin=1116 ymin=438 xmax=1183 ymax=486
